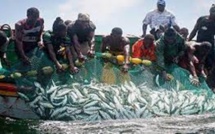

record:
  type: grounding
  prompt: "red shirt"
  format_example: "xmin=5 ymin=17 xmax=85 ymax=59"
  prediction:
xmin=132 ymin=39 xmax=156 ymax=61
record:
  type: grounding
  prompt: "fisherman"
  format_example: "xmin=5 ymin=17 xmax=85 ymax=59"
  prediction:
xmin=179 ymin=41 xmax=212 ymax=86
xmin=15 ymin=7 xmax=44 ymax=65
xmin=43 ymin=17 xmax=78 ymax=73
xmin=0 ymin=31 xmax=9 ymax=67
xmin=67 ymin=13 xmax=96 ymax=61
xmin=101 ymin=27 xmax=130 ymax=72
xmin=142 ymin=0 xmax=180 ymax=38
xmin=132 ymin=34 xmax=156 ymax=61
xmin=179 ymin=27 xmax=189 ymax=41
xmin=188 ymin=4 xmax=215 ymax=73
xmin=156 ymin=28 xmax=185 ymax=81
xmin=65 ymin=20 xmax=72 ymax=26
xmin=0 ymin=24 xmax=15 ymax=68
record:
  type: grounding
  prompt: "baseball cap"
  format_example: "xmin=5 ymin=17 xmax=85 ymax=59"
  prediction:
xmin=157 ymin=0 xmax=166 ymax=6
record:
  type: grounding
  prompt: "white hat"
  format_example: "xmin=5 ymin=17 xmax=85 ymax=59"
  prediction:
xmin=78 ymin=13 xmax=90 ymax=21
xmin=157 ymin=0 xmax=166 ymax=6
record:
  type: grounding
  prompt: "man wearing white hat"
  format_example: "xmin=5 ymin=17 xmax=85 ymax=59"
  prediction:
xmin=67 ymin=13 xmax=96 ymax=60
xmin=142 ymin=0 xmax=180 ymax=38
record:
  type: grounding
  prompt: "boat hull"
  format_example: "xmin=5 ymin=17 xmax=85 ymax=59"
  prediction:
xmin=0 ymin=83 xmax=39 ymax=119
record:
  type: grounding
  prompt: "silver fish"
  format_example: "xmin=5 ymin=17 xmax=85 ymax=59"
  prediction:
xmin=39 ymin=101 xmax=54 ymax=109
xmin=18 ymin=92 xmax=30 ymax=102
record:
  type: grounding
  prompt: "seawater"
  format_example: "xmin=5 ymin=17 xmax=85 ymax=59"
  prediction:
xmin=1 ymin=114 xmax=215 ymax=134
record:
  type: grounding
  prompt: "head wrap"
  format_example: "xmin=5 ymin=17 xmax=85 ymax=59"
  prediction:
xmin=164 ymin=28 xmax=177 ymax=39
xmin=111 ymin=27 xmax=123 ymax=35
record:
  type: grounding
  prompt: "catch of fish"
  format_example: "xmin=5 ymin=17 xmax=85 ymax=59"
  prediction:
xmin=17 ymin=77 xmax=215 ymax=121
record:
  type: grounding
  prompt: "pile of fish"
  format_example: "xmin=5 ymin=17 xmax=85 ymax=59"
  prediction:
xmin=18 ymin=79 xmax=215 ymax=121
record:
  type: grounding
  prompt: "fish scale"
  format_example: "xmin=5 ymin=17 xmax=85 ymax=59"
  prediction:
xmin=23 ymin=79 xmax=215 ymax=121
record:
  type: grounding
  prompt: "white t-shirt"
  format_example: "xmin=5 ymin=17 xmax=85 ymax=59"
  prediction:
xmin=143 ymin=9 xmax=177 ymax=29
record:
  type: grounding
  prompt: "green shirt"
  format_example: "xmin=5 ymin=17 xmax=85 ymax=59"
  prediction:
xmin=155 ymin=34 xmax=185 ymax=71
xmin=0 ymin=40 xmax=8 ymax=53
xmin=43 ymin=31 xmax=71 ymax=54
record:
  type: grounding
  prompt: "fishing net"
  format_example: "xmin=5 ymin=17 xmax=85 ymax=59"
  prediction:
xmin=0 ymin=29 xmax=214 ymax=121
xmin=155 ymin=64 xmax=213 ymax=96
xmin=0 ymin=26 xmax=209 ymax=96
xmin=0 ymin=46 xmax=213 ymax=96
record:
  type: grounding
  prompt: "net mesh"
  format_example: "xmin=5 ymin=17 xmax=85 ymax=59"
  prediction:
xmin=1 ymin=47 xmax=211 ymax=97
xmin=0 ymin=28 xmax=213 ymax=99
xmin=1 ymin=29 xmax=215 ymax=121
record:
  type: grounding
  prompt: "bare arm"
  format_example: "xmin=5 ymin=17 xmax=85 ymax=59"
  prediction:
xmin=170 ymin=14 xmax=180 ymax=32
xmin=101 ymin=36 xmax=108 ymax=53
xmin=65 ymin=46 xmax=75 ymax=69
xmin=188 ymin=55 xmax=198 ymax=77
xmin=198 ymin=54 xmax=207 ymax=78
xmin=142 ymin=12 xmax=151 ymax=37
xmin=188 ymin=19 xmax=200 ymax=41
xmin=124 ymin=44 xmax=130 ymax=64
xmin=88 ymin=31 xmax=95 ymax=51
xmin=142 ymin=24 xmax=147 ymax=37
xmin=39 ymin=19 xmax=44 ymax=42
xmin=46 ymin=43 xmax=60 ymax=66
xmin=121 ymin=38 xmax=130 ymax=72
xmin=72 ymin=34 xmax=83 ymax=57
xmin=124 ymin=37 xmax=130 ymax=64
xmin=173 ymin=25 xmax=180 ymax=32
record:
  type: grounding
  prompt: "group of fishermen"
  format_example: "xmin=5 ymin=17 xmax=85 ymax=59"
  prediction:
xmin=0 ymin=0 xmax=215 ymax=90
xmin=141 ymin=0 xmax=215 ymax=89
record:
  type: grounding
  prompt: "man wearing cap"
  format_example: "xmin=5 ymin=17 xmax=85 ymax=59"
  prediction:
xmin=67 ymin=13 xmax=96 ymax=60
xmin=101 ymin=27 xmax=130 ymax=72
xmin=142 ymin=0 xmax=180 ymax=38
xmin=188 ymin=4 xmax=215 ymax=73
xmin=155 ymin=28 xmax=185 ymax=81
xmin=15 ymin=7 xmax=44 ymax=65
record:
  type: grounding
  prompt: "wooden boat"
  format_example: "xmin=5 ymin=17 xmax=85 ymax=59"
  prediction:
xmin=0 ymin=25 xmax=214 ymax=120
xmin=0 ymin=82 xmax=39 ymax=119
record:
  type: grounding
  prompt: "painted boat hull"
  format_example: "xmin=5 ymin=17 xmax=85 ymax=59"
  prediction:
xmin=0 ymin=83 xmax=39 ymax=119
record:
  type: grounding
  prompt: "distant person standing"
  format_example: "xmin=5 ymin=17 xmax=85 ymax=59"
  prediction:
xmin=142 ymin=0 xmax=180 ymax=38
xmin=15 ymin=7 xmax=44 ymax=65
xmin=188 ymin=4 xmax=215 ymax=72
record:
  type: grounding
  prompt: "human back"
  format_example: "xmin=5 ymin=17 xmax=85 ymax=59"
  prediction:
xmin=67 ymin=13 xmax=96 ymax=56
xmin=15 ymin=8 xmax=44 ymax=54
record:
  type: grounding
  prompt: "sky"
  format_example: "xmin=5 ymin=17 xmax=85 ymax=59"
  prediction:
xmin=0 ymin=0 xmax=214 ymax=36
